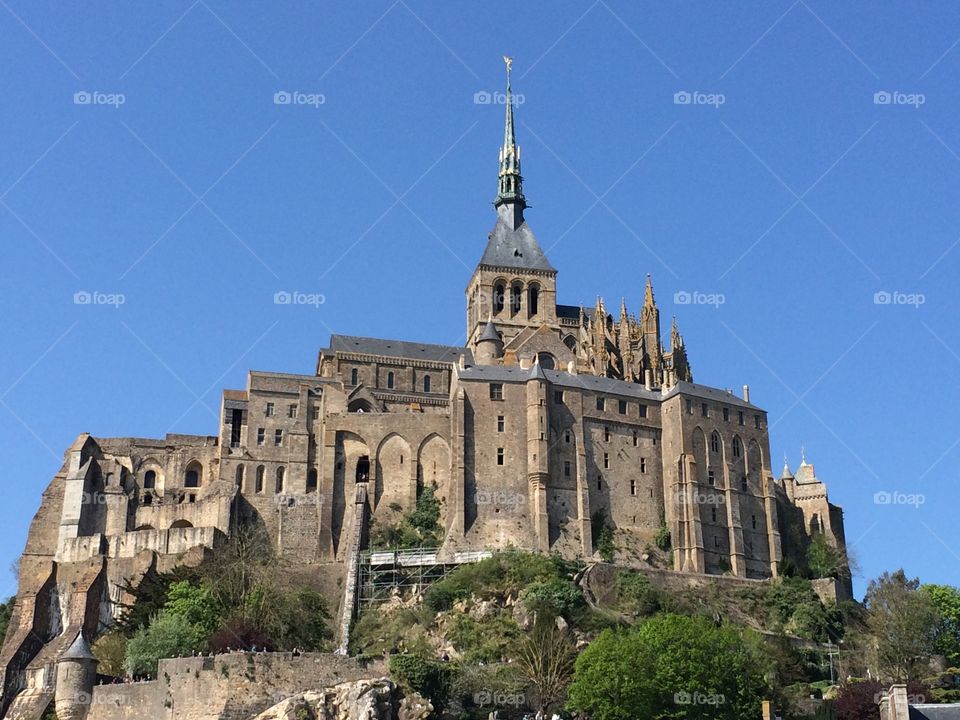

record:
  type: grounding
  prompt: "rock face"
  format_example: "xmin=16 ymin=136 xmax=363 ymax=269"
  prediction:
xmin=250 ymin=678 xmax=396 ymax=720
xmin=398 ymin=692 xmax=433 ymax=720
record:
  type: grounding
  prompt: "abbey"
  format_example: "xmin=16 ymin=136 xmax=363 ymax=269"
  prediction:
xmin=0 ymin=61 xmax=847 ymax=719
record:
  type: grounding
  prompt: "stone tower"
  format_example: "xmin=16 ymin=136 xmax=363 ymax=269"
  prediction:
xmin=466 ymin=57 xmax=559 ymax=349
xmin=54 ymin=633 xmax=97 ymax=720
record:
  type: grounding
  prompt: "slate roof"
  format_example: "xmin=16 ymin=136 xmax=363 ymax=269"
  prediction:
xmin=479 ymin=216 xmax=555 ymax=272
xmin=478 ymin=320 xmax=501 ymax=343
xmin=330 ymin=335 xmax=473 ymax=364
xmin=911 ymin=705 xmax=960 ymax=719
xmin=457 ymin=365 xmax=661 ymax=401
xmin=663 ymin=380 xmax=762 ymax=411
xmin=61 ymin=633 xmax=96 ymax=662
xmin=556 ymin=304 xmax=596 ymax=321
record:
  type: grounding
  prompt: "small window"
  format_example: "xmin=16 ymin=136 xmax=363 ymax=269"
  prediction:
xmin=633 ymin=431 xmax=638 ymax=447
xmin=185 ymin=469 xmax=199 ymax=488
xmin=275 ymin=466 xmax=285 ymax=493
xmin=288 ymin=404 xmax=297 ymax=419
xmin=723 ymin=407 xmax=730 ymax=422
xmin=265 ymin=402 xmax=275 ymax=417
xmin=738 ymin=410 xmax=744 ymax=426
xmin=307 ymin=468 xmax=318 ymax=493
xmin=733 ymin=438 xmax=742 ymax=458
xmin=751 ymin=515 xmax=757 ymax=530
xmin=597 ymin=476 xmax=602 ymax=491
xmin=351 ymin=368 xmax=359 ymax=385
xmin=711 ymin=508 xmax=717 ymax=523
xmin=710 ymin=432 xmax=720 ymax=453
xmin=143 ymin=470 xmax=156 ymax=489
xmin=565 ymin=431 xmax=571 ymax=443
xmin=423 ymin=375 xmax=431 ymax=393
xmin=235 ymin=465 xmax=244 ymax=489
xmin=640 ymin=457 xmax=646 ymax=473
xmin=754 ymin=414 xmax=762 ymax=429
xmin=387 ymin=371 xmax=395 ymax=389
xmin=497 ymin=416 xmax=505 ymax=432
xmin=564 ymin=461 xmax=571 ymax=477
xmin=630 ymin=479 xmax=636 ymax=496
xmin=596 ymin=396 xmax=606 ymax=412
xmin=256 ymin=466 xmax=265 ymax=493
xmin=708 ymin=469 xmax=715 ymax=486
xmin=275 ymin=429 xmax=283 ymax=446
xmin=618 ymin=399 xmax=627 ymax=414
xmin=639 ymin=404 xmax=648 ymax=418
xmin=554 ymin=390 xmax=564 ymax=403
xmin=702 ymin=403 xmax=709 ymax=418
xmin=257 ymin=428 xmax=265 ymax=446
xmin=741 ymin=476 xmax=748 ymax=491
xmin=604 ymin=427 xmax=610 ymax=442
xmin=490 ymin=383 xmax=504 ymax=400
xmin=496 ymin=448 xmax=504 ymax=466
xmin=603 ymin=453 xmax=609 ymax=469
xmin=312 ymin=406 xmax=320 ymax=420
xmin=686 ymin=399 xmax=693 ymax=415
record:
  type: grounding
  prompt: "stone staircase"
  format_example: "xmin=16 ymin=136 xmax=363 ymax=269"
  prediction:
xmin=334 ymin=483 xmax=369 ymax=656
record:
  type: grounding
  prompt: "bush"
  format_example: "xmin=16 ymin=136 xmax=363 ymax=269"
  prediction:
xmin=591 ymin=510 xmax=615 ymax=562
xmin=521 ymin=578 xmax=584 ymax=619
xmin=424 ymin=582 xmax=463 ymax=613
xmin=92 ymin=632 xmax=127 ymax=677
xmin=389 ymin=653 xmax=454 ymax=706
xmin=615 ymin=571 xmax=660 ymax=617
xmin=208 ymin=617 xmax=275 ymax=653
xmin=654 ymin=523 xmax=671 ymax=552
xmin=124 ymin=611 xmax=205 ymax=678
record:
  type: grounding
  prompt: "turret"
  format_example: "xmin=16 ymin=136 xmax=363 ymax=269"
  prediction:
xmin=526 ymin=356 xmax=550 ymax=551
xmin=474 ymin=317 xmax=504 ymax=365
xmin=55 ymin=633 xmax=98 ymax=720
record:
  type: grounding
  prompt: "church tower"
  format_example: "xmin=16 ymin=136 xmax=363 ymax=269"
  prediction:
xmin=467 ymin=57 xmax=559 ymax=350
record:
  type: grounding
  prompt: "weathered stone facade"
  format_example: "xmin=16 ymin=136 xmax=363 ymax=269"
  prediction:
xmin=0 ymin=60 xmax=848 ymax=719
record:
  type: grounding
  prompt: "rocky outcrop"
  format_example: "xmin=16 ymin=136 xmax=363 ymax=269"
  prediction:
xmin=249 ymin=678 xmax=396 ymax=720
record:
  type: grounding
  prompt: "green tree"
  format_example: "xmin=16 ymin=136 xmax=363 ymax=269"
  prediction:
xmin=124 ymin=611 xmax=205 ymax=677
xmin=520 ymin=577 xmax=584 ymax=619
xmin=0 ymin=597 xmax=13 ymax=644
xmin=864 ymin=570 xmax=939 ymax=681
xmin=567 ymin=614 xmax=771 ymax=720
xmin=163 ymin=581 xmax=223 ymax=638
xmin=921 ymin=583 xmax=960 ymax=667
xmin=807 ymin=534 xmax=847 ymax=580
xmin=92 ymin=632 xmax=128 ymax=677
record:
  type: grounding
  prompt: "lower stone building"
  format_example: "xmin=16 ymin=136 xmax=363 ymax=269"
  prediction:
xmin=0 ymin=60 xmax=848 ymax=719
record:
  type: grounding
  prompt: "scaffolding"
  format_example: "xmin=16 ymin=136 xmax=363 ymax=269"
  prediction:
xmin=357 ymin=549 xmax=492 ymax=608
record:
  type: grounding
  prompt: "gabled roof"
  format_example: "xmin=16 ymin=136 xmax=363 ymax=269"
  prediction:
xmin=479 ymin=216 xmax=555 ymax=272
xmin=330 ymin=335 xmax=472 ymax=364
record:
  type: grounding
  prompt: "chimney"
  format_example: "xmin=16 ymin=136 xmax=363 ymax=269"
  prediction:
xmin=743 ymin=384 xmax=750 ymax=403
xmin=644 ymin=369 xmax=652 ymax=390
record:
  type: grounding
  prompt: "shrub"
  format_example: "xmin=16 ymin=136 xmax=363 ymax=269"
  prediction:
xmin=591 ymin=510 xmax=615 ymax=562
xmin=124 ymin=611 xmax=205 ymax=678
xmin=521 ymin=578 xmax=584 ymax=619
xmin=615 ymin=571 xmax=660 ymax=617
xmin=654 ymin=523 xmax=671 ymax=552
xmin=389 ymin=653 xmax=454 ymax=706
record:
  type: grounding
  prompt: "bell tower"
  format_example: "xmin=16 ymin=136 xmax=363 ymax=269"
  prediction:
xmin=467 ymin=57 xmax=559 ymax=350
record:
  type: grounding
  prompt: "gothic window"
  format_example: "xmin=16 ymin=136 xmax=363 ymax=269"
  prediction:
xmin=528 ymin=284 xmax=540 ymax=316
xmin=307 ymin=468 xmax=318 ymax=493
xmin=351 ymin=368 xmax=359 ymax=386
xmin=256 ymin=466 xmax=265 ymax=493
xmin=510 ymin=283 xmax=522 ymax=315
xmin=423 ymin=375 xmax=431 ymax=393
xmin=733 ymin=437 xmax=742 ymax=458
xmin=563 ymin=335 xmax=576 ymax=350
xmin=536 ymin=352 xmax=555 ymax=370
xmin=387 ymin=371 xmax=395 ymax=389
xmin=710 ymin=432 xmax=720 ymax=453
xmin=493 ymin=282 xmax=506 ymax=314
xmin=275 ymin=466 xmax=285 ymax=493
xmin=143 ymin=470 xmax=156 ymax=489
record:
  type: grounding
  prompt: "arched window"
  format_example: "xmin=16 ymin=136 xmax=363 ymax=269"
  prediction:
xmin=536 ymin=353 xmax=555 ymax=370
xmin=733 ymin=437 xmax=742 ymax=458
xmin=350 ymin=368 xmax=358 ymax=385
xmin=563 ymin=335 xmax=577 ymax=351
xmin=510 ymin=283 xmax=522 ymax=315
xmin=275 ymin=467 xmax=285 ymax=493
xmin=143 ymin=470 xmax=156 ymax=490
xmin=356 ymin=456 xmax=370 ymax=482
xmin=493 ymin=283 xmax=505 ymax=314
xmin=387 ymin=371 xmax=395 ymax=389
xmin=423 ymin=375 xmax=431 ymax=393
xmin=184 ymin=461 xmax=202 ymax=488
xmin=528 ymin=284 xmax=540 ymax=316
xmin=710 ymin=432 xmax=721 ymax=453
xmin=255 ymin=465 xmax=265 ymax=493
xmin=235 ymin=465 xmax=244 ymax=490
xmin=307 ymin=468 xmax=318 ymax=493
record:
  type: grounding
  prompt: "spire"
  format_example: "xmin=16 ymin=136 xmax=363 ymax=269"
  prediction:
xmin=495 ymin=56 xmax=526 ymax=220
xmin=644 ymin=274 xmax=655 ymax=307
xmin=780 ymin=455 xmax=794 ymax=481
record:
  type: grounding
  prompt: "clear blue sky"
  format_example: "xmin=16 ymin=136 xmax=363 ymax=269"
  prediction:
xmin=2 ymin=1 xmax=959 ymax=601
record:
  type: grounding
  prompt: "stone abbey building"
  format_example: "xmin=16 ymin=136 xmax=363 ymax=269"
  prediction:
xmin=0 ymin=61 xmax=848 ymax=719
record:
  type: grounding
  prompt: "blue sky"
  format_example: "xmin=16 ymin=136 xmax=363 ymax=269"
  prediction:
xmin=2 ymin=1 xmax=959 ymax=600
